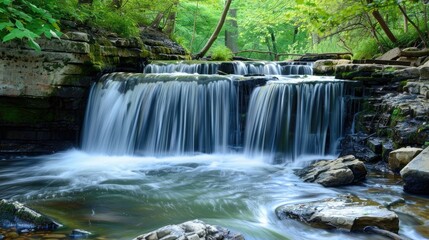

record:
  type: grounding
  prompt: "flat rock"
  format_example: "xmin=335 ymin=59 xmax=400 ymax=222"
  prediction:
xmin=295 ymin=155 xmax=367 ymax=187
xmin=133 ymin=219 xmax=244 ymax=240
xmin=64 ymin=31 xmax=90 ymax=42
xmin=0 ymin=199 xmax=61 ymax=231
xmin=400 ymin=147 xmax=429 ymax=194
xmin=388 ymin=147 xmax=422 ymax=172
xmin=313 ymin=59 xmax=351 ymax=75
xmin=376 ymin=47 xmax=401 ymax=61
xmin=392 ymin=67 xmax=420 ymax=81
xmin=275 ymin=195 xmax=399 ymax=232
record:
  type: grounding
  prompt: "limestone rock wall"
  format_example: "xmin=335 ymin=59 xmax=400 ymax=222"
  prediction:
xmin=0 ymin=29 xmax=190 ymax=156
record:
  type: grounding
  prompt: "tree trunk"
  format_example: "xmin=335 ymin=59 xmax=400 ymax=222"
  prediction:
xmin=402 ymin=5 xmax=408 ymax=33
xmin=364 ymin=11 xmax=385 ymax=51
xmin=265 ymin=36 xmax=274 ymax=60
xmin=225 ymin=8 xmax=238 ymax=53
xmin=194 ymin=0 xmax=233 ymax=59
xmin=367 ymin=0 xmax=397 ymax=44
xmin=151 ymin=13 xmax=164 ymax=29
xmin=397 ymin=3 xmax=427 ymax=47
xmin=268 ymin=27 xmax=278 ymax=60
xmin=164 ymin=1 xmax=179 ymax=37
xmin=425 ymin=4 xmax=429 ymax=41
xmin=190 ymin=0 xmax=199 ymax=52
xmin=292 ymin=26 xmax=298 ymax=44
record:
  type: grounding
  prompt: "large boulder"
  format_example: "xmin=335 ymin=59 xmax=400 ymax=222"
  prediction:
xmin=276 ymin=195 xmax=399 ymax=232
xmin=295 ymin=155 xmax=367 ymax=187
xmin=313 ymin=59 xmax=351 ymax=75
xmin=133 ymin=219 xmax=244 ymax=240
xmin=388 ymin=147 xmax=422 ymax=172
xmin=400 ymin=147 xmax=429 ymax=194
xmin=0 ymin=199 xmax=61 ymax=231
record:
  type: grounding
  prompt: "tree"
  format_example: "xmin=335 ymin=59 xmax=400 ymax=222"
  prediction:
xmin=225 ymin=8 xmax=238 ymax=53
xmin=367 ymin=0 xmax=398 ymax=44
xmin=194 ymin=0 xmax=233 ymax=59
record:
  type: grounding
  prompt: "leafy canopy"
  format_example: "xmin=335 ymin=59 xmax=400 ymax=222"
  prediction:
xmin=0 ymin=0 xmax=61 ymax=51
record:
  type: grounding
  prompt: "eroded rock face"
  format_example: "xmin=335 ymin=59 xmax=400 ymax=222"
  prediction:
xmin=388 ymin=147 xmax=423 ymax=172
xmin=0 ymin=199 xmax=61 ymax=231
xmin=275 ymin=195 xmax=399 ymax=233
xmin=295 ymin=155 xmax=367 ymax=187
xmin=400 ymin=147 xmax=429 ymax=194
xmin=133 ymin=220 xmax=244 ymax=240
xmin=0 ymin=27 xmax=190 ymax=156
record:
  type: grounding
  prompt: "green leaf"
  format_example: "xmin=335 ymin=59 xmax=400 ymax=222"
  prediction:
xmin=15 ymin=19 xmax=24 ymax=29
xmin=0 ymin=21 xmax=13 ymax=31
xmin=49 ymin=29 xmax=60 ymax=39
xmin=2 ymin=0 xmax=12 ymax=5
xmin=44 ymin=29 xmax=52 ymax=38
xmin=2 ymin=28 xmax=38 ymax=42
xmin=7 ymin=7 xmax=33 ymax=22
xmin=27 ymin=38 xmax=41 ymax=51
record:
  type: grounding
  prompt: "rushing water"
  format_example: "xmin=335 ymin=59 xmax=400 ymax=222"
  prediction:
xmin=2 ymin=62 xmax=428 ymax=240
xmin=0 ymin=152 xmax=427 ymax=240
xmin=144 ymin=61 xmax=313 ymax=75
xmin=82 ymin=73 xmax=346 ymax=161
xmin=244 ymin=78 xmax=345 ymax=160
xmin=82 ymin=73 xmax=239 ymax=155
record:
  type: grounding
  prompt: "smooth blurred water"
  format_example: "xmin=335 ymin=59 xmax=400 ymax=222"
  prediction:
xmin=1 ymin=151 xmax=427 ymax=240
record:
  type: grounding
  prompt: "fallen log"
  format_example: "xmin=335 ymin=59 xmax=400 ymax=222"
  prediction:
xmin=400 ymin=49 xmax=429 ymax=57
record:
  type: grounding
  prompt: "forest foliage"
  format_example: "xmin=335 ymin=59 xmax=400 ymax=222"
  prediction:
xmin=1 ymin=0 xmax=428 ymax=59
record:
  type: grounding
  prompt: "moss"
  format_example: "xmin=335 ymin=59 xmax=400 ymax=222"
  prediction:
xmin=390 ymin=107 xmax=407 ymax=127
xmin=0 ymin=103 xmax=55 ymax=124
xmin=340 ymin=71 xmax=358 ymax=79
xmin=384 ymin=67 xmax=398 ymax=73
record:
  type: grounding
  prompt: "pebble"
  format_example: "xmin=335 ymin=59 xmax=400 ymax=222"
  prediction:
xmin=5 ymin=232 xmax=19 ymax=238
xmin=43 ymin=233 xmax=67 ymax=238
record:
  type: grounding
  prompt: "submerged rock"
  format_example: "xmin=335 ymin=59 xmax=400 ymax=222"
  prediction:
xmin=0 ymin=199 xmax=61 ymax=231
xmin=69 ymin=229 xmax=92 ymax=239
xmin=400 ymin=147 xmax=429 ymax=194
xmin=388 ymin=147 xmax=422 ymax=172
xmin=295 ymin=155 xmax=367 ymax=187
xmin=133 ymin=219 xmax=244 ymax=240
xmin=275 ymin=195 xmax=399 ymax=233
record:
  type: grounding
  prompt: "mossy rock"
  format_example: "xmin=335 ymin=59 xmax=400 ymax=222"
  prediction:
xmin=0 ymin=199 xmax=61 ymax=231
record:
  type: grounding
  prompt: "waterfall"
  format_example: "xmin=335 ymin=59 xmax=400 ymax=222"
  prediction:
xmin=82 ymin=62 xmax=350 ymax=161
xmin=82 ymin=73 xmax=239 ymax=155
xmin=244 ymin=79 xmax=346 ymax=160
xmin=144 ymin=63 xmax=219 ymax=74
xmin=144 ymin=61 xmax=313 ymax=75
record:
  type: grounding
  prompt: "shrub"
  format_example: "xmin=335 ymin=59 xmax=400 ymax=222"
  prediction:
xmin=353 ymin=38 xmax=380 ymax=60
xmin=210 ymin=45 xmax=233 ymax=61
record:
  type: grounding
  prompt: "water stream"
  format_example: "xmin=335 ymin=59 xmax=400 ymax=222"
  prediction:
xmin=1 ymin=61 xmax=428 ymax=239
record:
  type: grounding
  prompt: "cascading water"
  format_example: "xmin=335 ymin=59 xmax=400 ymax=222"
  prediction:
xmin=2 ymin=60 xmax=426 ymax=240
xmin=82 ymin=73 xmax=239 ymax=155
xmin=144 ymin=61 xmax=313 ymax=75
xmin=143 ymin=62 xmax=219 ymax=74
xmin=244 ymin=77 xmax=346 ymax=161
xmin=83 ymin=63 xmax=345 ymax=161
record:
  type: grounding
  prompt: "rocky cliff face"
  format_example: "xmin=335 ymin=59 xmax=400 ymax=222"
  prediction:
xmin=0 ymin=28 xmax=190 ymax=156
